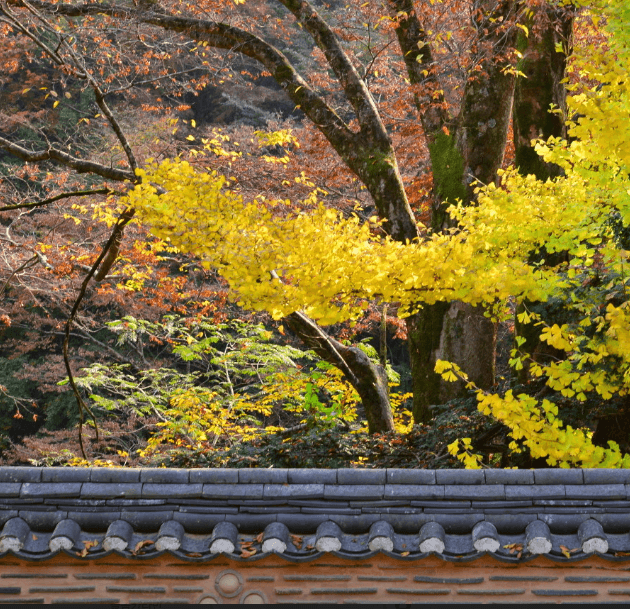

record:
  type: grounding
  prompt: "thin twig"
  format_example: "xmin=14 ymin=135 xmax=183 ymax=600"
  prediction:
xmin=0 ymin=188 xmax=120 ymax=212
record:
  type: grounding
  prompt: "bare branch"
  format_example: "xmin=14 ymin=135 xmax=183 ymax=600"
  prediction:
xmin=0 ymin=134 xmax=135 ymax=182
xmin=0 ymin=188 xmax=121 ymax=212
xmin=276 ymin=0 xmax=389 ymax=146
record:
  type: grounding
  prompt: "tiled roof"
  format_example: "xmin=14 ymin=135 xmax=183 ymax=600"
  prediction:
xmin=1 ymin=467 xmax=630 ymax=563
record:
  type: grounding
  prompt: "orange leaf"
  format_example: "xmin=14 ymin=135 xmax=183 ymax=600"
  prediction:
xmin=254 ymin=532 xmax=264 ymax=544
xmin=132 ymin=539 xmax=154 ymax=555
xmin=241 ymin=548 xmax=257 ymax=558
xmin=290 ymin=535 xmax=303 ymax=549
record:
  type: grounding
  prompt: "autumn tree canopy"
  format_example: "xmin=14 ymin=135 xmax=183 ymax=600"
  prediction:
xmin=2 ymin=0 xmax=630 ymax=468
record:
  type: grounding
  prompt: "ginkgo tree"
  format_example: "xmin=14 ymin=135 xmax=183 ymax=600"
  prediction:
xmin=128 ymin=0 xmax=630 ymax=467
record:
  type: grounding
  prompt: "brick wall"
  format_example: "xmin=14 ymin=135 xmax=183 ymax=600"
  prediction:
xmin=1 ymin=552 xmax=629 ymax=604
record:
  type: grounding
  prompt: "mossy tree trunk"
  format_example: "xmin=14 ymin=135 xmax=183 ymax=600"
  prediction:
xmin=512 ymin=4 xmax=575 ymax=383
xmin=393 ymin=0 xmax=517 ymax=421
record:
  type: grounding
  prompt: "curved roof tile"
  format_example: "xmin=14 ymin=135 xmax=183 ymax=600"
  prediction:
xmin=0 ymin=467 xmax=629 ymax=563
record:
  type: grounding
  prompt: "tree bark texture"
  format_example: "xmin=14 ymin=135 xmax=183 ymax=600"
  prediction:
xmin=512 ymin=3 xmax=575 ymax=382
xmin=513 ymin=4 xmax=574 ymax=180
xmin=394 ymin=0 xmax=519 ymax=421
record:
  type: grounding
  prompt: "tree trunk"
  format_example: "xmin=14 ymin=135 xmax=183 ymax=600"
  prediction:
xmin=513 ymin=4 xmax=574 ymax=181
xmin=283 ymin=311 xmax=393 ymax=434
xmin=512 ymin=4 xmax=574 ymax=382
xmin=403 ymin=0 xmax=518 ymax=421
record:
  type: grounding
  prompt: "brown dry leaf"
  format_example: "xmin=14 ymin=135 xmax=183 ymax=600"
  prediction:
xmin=516 ymin=551 xmax=522 ymax=559
xmin=400 ymin=551 xmax=410 ymax=556
xmin=254 ymin=532 xmax=264 ymax=544
xmin=32 ymin=534 xmax=38 ymax=541
xmin=132 ymin=540 xmax=154 ymax=555
xmin=187 ymin=552 xmax=203 ymax=558
xmin=305 ymin=544 xmax=315 ymax=550
xmin=241 ymin=548 xmax=257 ymax=558
xmin=290 ymin=535 xmax=303 ymax=549
xmin=503 ymin=542 xmax=523 ymax=555
xmin=615 ymin=551 xmax=630 ymax=557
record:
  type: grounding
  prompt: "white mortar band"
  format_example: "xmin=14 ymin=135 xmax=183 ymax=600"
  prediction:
xmin=156 ymin=536 xmax=181 ymax=552
xmin=582 ymin=537 xmax=608 ymax=554
xmin=0 ymin=537 xmax=22 ymax=552
xmin=315 ymin=536 xmax=342 ymax=552
xmin=473 ymin=537 xmax=500 ymax=553
xmin=262 ymin=538 xmax=287 ymax=553
xmin=419 ymin=537 xmax=445 ymax=554
xmin=527 ymin=536 xmax=552 ymax=555
xmin=209 ymin=539 xmax=235 ymax=554
xmin=368 ymin=536 xmax=394 ymax=552
xmin=49 ymin=536 xmax=74 ymax=552
xmin=103 ymin=536 xmax=128 ymax=552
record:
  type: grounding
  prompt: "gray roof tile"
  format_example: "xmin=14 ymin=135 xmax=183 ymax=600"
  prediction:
xmin=142 ymin=484 xmax=203 ymax=499
xmin=3 ymin=467 xmax=630 ymax=564
xmin=0 ymin=468 xmax=41 ymax=483
xmin=386 ymin=470 xmax=436 ymax=485
xmin=81 ymin=483 xmax=142 ymax=499
xmin=337 ymin=469 xmax=385 ymax=485
xmin=436 ymin=470 xmax=484 ymax=485
xmin=444 ymin=485 xmax=505 ymax=501
xmin=287 ymin=469 xmax=336 ymax=485
xmin=190 ymin=470 xmax=239 ymax=484
xmin=385 ymin=485 xmax=444 ymax=500
xmin=324 ymin=485 xmax=384 ymax=501
xmin=505 ymin=485 xmax=565 ymax=500
xmin=584 ymin=469 xmax=630 ymax=484
xmin=0 ymin=484 xmax=21 ymax=498
xmin=41 ymin=469 xmax=91 ymax=483
xmin=239 ymin=469 xmax=288 ymax=484
xmin=564 ymin=484 xmax=625 ymax=500
xmin=533 ymin=469 xmax=584 ymax=485
xmin=263 ymin=484 xmax=324 ymax=500
xmin=484 ymin=470 xmax=534 ymax=485
xmin=21 ymin=483 xmax=81 ymax=499
xmin=90 ymin=469 xmax=140 ymax=483
xmin=202 ymin=484 xmax=264 ymax=500
xmin=140 ymin=469 xmax=189 ymax=484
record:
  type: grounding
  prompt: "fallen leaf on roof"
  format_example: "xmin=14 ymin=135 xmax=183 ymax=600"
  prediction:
xmin=503 ymin=543 xmax=523 ymax=554
xmin=401 ymin=551 xmax=410 ymax=556
xmin=241 ymin=548 xmax=257 ymax=558
xmin=559 ymin=545 xmax=580 ymax=558
xmin=290 ymin=535 xmax=302 ymax=549
xmin=254 ymin=532 xmax=264 ymax=544
xmin=186 ymin=552 xmax=203 ymax=557
xmin=77 ymin=540 xmax=99 ymax=557
xmin=132 ymin=540 xmax=154 ymax=555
